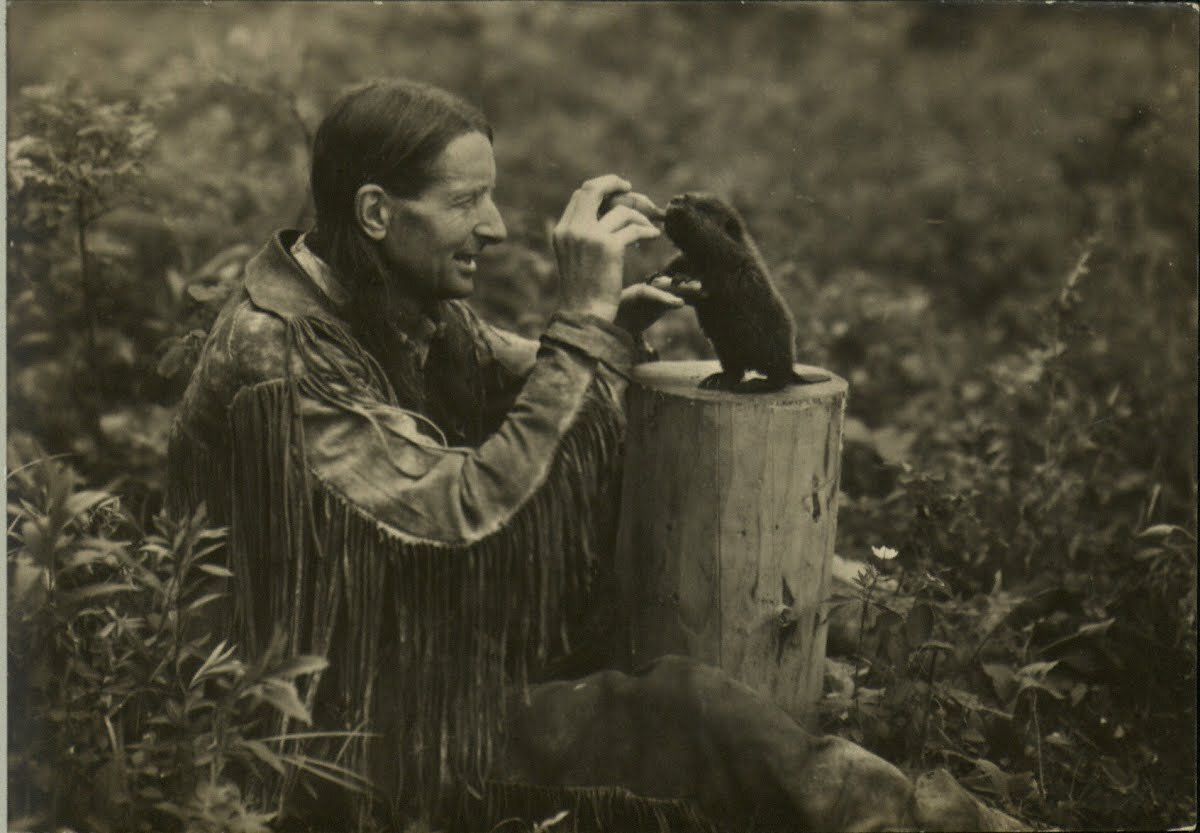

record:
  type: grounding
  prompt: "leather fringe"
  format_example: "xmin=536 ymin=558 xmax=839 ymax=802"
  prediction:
xmin=167 ymin=333 xmax=625 ymax=824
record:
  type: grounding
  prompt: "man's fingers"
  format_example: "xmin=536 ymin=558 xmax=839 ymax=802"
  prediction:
xmin=649 ymin=274 xmax=704 ymax=300
xmin=612 ymin=222 xmax=662 ymax=249
xmin=624 ymin=282 xmax=685 ymax=308
xmin=615 ymin=282 xmax=688 ymax=337
xmin=567 ymin=175 xmax=633 ymax=223
xmin=601 ymin=191 xmax=664 ymax=221
xmin=626 ymin=192 xmax=665 ymax=220
xmin=581 ymin=173 xmax=633 ymax=194
xmin=598 ymin=205 xmax=659 ymax=234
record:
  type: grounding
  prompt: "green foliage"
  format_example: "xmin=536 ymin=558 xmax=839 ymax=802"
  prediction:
xmin=829 ymin=242 xmax=1196 ymax=827
xmin=6 ymin=84 xmax=176 ymax=514
xmin=6 ymin=437 xmax=363 ymax=832
xmin=6 ymin=84 xmax=157 ymax=238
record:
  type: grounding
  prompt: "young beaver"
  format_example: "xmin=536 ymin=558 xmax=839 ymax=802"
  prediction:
xmin=659 ymin=192 xmax=829 ymax=391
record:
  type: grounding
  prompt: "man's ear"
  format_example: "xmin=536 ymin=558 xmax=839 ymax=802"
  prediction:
xmin=354 ymin=184 xmax=390 ymax=241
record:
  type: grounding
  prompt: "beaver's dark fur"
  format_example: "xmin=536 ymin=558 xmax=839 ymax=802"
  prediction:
xmin=661 ymin=192 xmax=827 ymax=391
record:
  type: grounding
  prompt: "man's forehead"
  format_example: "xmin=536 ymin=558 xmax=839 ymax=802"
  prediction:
xmin=430 ymin=132 xmax=496 ymax=187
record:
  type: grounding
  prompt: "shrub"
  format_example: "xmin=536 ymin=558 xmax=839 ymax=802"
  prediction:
xmin=7 ymin=437 xmax=366 ymax=832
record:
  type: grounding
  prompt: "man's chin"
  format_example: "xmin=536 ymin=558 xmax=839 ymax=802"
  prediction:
xmin=441 ymin=277 xmax=476 ymax=299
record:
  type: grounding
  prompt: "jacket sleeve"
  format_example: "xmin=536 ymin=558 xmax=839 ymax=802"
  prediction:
xmin=290 ymin=311 xmax=634 ymax=545
xmin=478 ymin=316 xmax=540 ymax=381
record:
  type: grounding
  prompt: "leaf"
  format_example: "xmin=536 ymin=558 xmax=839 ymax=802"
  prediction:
xmin=915 ymin=640 xmax=956 ymax=654
xmin=1044 ymin=730 xmax=1073 ymax=748
xmin=113 ymin=552 xmax=165 ymax=594
xmin=255 ymin=729 xmax=379 ymax=744
xmin=186 ymin=592 xmax=226 ymax=613
xmin=1073 ymin=618 xmax=1115 ymax=638
xmin=193 ymin=541 xmax=228 ymax=562
xmin=238 ymin=738 xmax=286 ymax=775
xmin=10 ymin=555 xmax=50 ymax=613
xmin=59 ymin=547 xmax=118 ymax=573
xmin=533 ymin=810 xmax=571 ymax=832
xmin=59 ymin=581 xmax=135 ymax=607
xmin=197 ymin=563 xmax=234 ymax=578
xmin=228 ymin=808 xmax=276 ymax=833
xmin=969 ymin=758 xmax=1011 ymax=802
xmin=249 ymin=679 xmax=312 ymax=724
xmin=981 ymin=662 xmax=1017 ymax=704
xmin=155 ymin=800 xmax=188 ymax=820
xmin=80 ymin=535 xmax=131 ymax=555
xmin=1015 ymin=661 xmax=1067 ymax=700
xmin=945 ymin=687 xmax=1013 ymax=719
xmin=1015 ymin=660 xmax=1059 ymax=680
xmin=1137 ymin=523 xmax=1181 ymax=538
xmin=1098 ymin=757 xmax=1138 ymax=794
xmin=64 ymin=489 xmax=115 ymax=519
xmin=905 ymin=602 xmax=935 ymax=645
xmin=187 ymin=282 xmax=230 ymax=303
xmin=197 ymin=658 xmax=245 ymax=685
xmin=276 ymin=752 xmax=374 ymax=793
xmin=977 ymin=589 xmax=1024 ymax=636
xmin=269 ymin=654 xmax=329 ymax=680
xmin=191 ymin=640 xmax=239 ymax=687
xmin=156 ymin=341 xmax=193 ymax=379
xmin=882 ymin=626 xmax=909 ymax=668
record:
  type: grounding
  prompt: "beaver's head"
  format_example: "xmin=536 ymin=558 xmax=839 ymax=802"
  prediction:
xmin=664 ymin=192 xmax=746 ymax=253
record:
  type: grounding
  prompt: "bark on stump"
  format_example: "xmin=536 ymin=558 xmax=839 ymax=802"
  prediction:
xmin=616 ymin=360 xmax=847 ymax=726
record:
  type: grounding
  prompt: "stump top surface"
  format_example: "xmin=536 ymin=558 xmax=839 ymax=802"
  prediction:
xmin=631 ymin=360 xmax=847 ymax=403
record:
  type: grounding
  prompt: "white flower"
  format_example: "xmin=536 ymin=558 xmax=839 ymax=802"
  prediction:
xmin=871 ymin=545 xmax=899 ymax=561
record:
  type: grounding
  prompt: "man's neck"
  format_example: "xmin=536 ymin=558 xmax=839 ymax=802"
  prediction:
xmin=292 ymin=231 xmax=445 ymax=365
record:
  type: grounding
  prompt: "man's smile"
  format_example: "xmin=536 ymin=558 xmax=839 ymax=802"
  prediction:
xmin=452 ymin=251 xmax=478 ymax=273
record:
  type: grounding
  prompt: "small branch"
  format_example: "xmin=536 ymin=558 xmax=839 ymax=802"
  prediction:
xmin=920 ymin=650 xmax=940 ymax=764
xmin=284 ymin=93 xmax=313 ymax=151
xmin=851 ymin=567 xmax=879 ymax=718
xmin=1030 ymin=691 xmax=1046 ymax=802
xmin=75 ymin=195 xmax=105 ymax=451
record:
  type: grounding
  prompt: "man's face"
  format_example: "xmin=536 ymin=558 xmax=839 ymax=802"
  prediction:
xmin=380 ymin=130 xmax=506 ymax=301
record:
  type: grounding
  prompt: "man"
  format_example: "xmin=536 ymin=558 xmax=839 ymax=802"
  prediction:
xmin=168 ymin=79 xmax=1022 ymax=831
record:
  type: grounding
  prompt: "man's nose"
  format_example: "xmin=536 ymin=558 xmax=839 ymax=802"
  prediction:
xmin=474 ymin=196 xmax=507 ymax=244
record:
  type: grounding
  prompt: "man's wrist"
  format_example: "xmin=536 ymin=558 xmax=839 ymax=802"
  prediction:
xmin=563 ymin=298 xmax=619 ymax=323
xmin=542 ymin=311 xmax=637 ymax=378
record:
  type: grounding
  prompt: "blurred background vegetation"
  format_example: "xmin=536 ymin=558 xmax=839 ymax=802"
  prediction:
xmin=7 ymin=3 xmax=1197 ymax=831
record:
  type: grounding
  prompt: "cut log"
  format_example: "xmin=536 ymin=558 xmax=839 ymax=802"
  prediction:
xmin=615 ymin=360 xmax=848 ymax=725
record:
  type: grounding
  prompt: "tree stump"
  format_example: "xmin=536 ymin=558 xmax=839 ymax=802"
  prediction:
xmin=615 ymin=360 xmax=848 ymax=725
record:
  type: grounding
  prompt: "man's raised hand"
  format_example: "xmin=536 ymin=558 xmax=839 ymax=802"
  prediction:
xmin=553 ymin=175 xmax=661 ymax=323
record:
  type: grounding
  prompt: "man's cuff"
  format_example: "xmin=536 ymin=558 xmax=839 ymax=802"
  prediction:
xmin=541 ymin=311 xmax=637 ymax=378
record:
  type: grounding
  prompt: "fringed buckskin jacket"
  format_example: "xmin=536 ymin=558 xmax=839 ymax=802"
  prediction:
xmin=166 ymin=230 xmax=635 ymax=812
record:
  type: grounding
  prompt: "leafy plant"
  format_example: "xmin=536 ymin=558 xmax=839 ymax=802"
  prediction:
xmin=7 ymin=438 xmax=369 ymax=832
xmin=7 ymin=85 xmax=159 ymax=448
xmin=823 ymin=244 xmax=1196 ymax=827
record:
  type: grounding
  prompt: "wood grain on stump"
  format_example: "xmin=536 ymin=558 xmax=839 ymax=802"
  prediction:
xmin=616 ymin=360 xmax=848 ymax=726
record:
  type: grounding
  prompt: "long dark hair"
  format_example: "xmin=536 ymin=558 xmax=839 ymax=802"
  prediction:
xmin=307 ymin=79 xmax=494 ymax=440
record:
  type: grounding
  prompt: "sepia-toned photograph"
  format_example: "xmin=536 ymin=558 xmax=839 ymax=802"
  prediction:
xmin=5 ymin=2 xmax=1197 ymax=831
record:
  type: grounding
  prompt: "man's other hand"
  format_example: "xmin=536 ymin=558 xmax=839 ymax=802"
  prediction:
xmin=613 ymin=282 xmax=687 ymax=338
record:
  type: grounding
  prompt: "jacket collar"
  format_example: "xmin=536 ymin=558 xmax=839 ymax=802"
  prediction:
xmin=243 ymin=230 xmax=448 ymax=365
xmin=243 ymin=230 xmax=343 ymax=323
